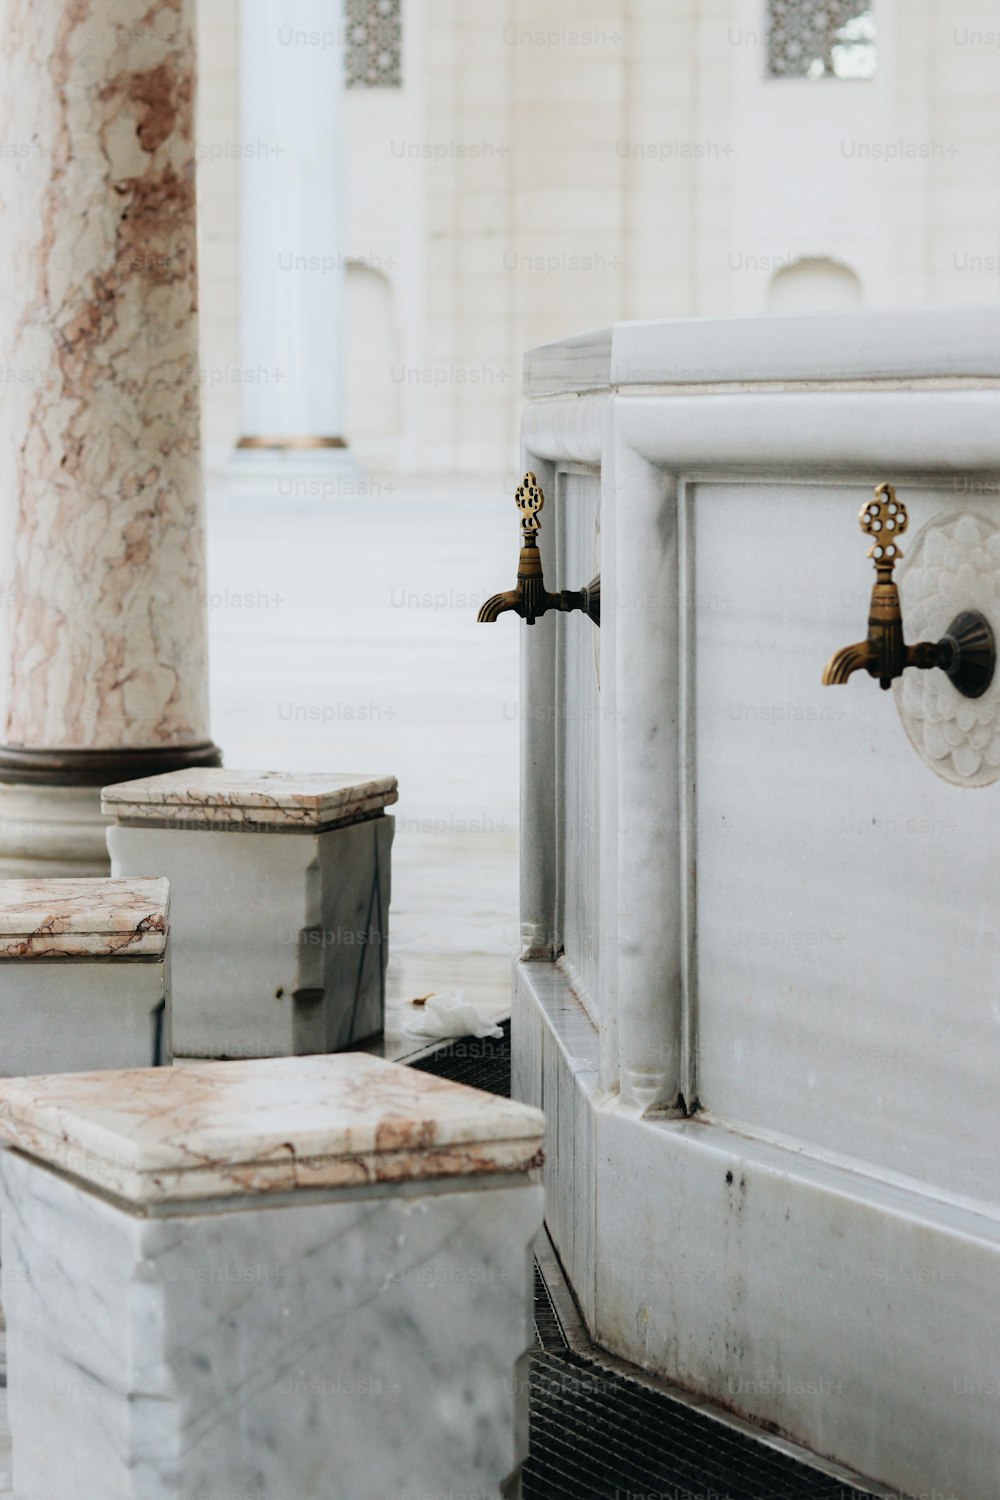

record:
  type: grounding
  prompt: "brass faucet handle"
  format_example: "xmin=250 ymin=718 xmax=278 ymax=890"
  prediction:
xmin=825 ymin=482 xmax=997 ymax=696
xmin=515 ymin=472 xmax=545 ymax=538
xmin=859 ymin=482 xmax=908 ymax=566
xmin=478 ymin=469 xmax=600 ymax=629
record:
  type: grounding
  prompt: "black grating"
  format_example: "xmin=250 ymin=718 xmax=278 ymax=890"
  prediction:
xmin=533 ymin=1261 xmax=569 ymax=1352
xmin=524 ymin=1347 xmax=876 ymax=1500
xmin=411 ymin=1023 xmax=879 ymax=1500
xmin=407 ymin=1018 xmax=511 ymax=1096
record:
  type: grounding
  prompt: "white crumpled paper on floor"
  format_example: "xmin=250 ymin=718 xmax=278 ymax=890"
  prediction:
xmin=402 ymin=991 xmax=504 ymax=1042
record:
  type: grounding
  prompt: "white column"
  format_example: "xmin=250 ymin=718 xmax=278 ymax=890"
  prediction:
xmin=518 ymin=453 xmax=559 ymax=961
xmin=236 ymin=0 xmax=353 ymax=461
xmin=614 ymin=444 xmax=683 ymax=1112
xmin=0 ymin=0 xmax=220 ymax=877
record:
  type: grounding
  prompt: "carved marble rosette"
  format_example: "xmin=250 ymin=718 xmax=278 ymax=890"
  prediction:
xmin=894 ymin=512 xmax=1000 ymax=786
xmin=0 ymin=1054 xmax=544 ymax=1500
xmin=0 ymin=0 xmax=219 ymax=873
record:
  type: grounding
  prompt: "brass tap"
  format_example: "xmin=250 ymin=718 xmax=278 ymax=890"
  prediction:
xmin=822 ymin=483 xmax=995 ymax=698
xmin=477 ymin=473 xmax=600 ymax=627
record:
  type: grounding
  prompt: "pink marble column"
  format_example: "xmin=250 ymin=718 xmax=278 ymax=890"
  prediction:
xmin=0 ymin=0 xmax=220 ymax=874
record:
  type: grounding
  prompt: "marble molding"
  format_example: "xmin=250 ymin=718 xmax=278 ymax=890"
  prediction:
xmin=107 ymin=805 xmax=395 ymax=1058
xmin=0 ymin=1051 xmax=544 ymax=1205
xmin=0 ymin=1148 xmax=541 ymax=1500
xmin=0 ymin=785 xmax=117 ymax=878
xmin=0 ymin=877 xmax=168 ymax=958
xmin=102 ymin=767 xmax=399 ymax=829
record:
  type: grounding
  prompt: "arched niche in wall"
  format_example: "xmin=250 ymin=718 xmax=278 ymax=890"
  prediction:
xmin=766 ymin=256 xmax=864 ymax=314
xmin=344 ymin=260 xmax=401 ymax=446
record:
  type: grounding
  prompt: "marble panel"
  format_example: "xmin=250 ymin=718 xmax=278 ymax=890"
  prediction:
xmin=0 ymin=1148 xmax=541 ymax=1500
xmin=0 ymin=963 xmax=168 ymax=1077
xmin=108 ymin=814 xmax=393 ymax=1058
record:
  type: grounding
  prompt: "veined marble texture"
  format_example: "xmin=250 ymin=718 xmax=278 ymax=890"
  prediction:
xmin=0 ymin=0 xmax=210 ymax=752
xmin=0 ymin=1052 xmax=545 ymax=1205
xmin=103 ymin=766 xmax=399 ymax=828
xmin=0 ymin=1150 xmax=540 ymax=1500
xmin=0 ymin=876 xmax=168 ymax=958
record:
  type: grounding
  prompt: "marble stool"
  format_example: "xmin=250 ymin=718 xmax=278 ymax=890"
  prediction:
xmin=102 ymin=768 xmax=397 ymax=1059
xmin=0 ymin=878 xmax=171 ymax=1074
xmin=0 ymin=1052 xmax=545 ymax=1500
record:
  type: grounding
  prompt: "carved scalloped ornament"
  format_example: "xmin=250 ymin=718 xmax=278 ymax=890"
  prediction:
xmin=894 ymin=511 xmax=1000 ymax=787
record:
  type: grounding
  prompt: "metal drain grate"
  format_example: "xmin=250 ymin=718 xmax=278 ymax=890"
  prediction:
xmin=410 ymin=1025 xmax=878 ymax=1500
xmin=408 ymin=1018 xmax=511 ymax=1096
xmin=524 ymin=1347 xmax=876 ymax=1500
xmin=533 ymin=1261 xmax=569 ymax=1352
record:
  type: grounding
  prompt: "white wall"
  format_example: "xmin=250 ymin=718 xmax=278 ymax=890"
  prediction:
xmin=196 ymin=0 xmax=1000 ymax=473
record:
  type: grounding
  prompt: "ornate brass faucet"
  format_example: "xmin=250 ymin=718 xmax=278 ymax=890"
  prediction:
xmin=477 ymin=473 xmax=600 ymax=626
xmin=822 ymin=483 xmax=995 ymax=697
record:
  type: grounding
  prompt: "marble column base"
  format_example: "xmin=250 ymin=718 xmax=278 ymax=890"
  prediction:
xmin=0 ymin=1155 xmax=541 ymax=1500
xmin=0 ymin=786 xmax=109 ymax=878
xmin=108 ymin=816 xmax=393 ymax=1058
xmin=226 ymin=443 xmax=364 ymax=481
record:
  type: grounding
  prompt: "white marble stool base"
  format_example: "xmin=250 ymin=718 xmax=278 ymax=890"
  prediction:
xmin=103 ymin=770 xmax=397 ymax=1059
xmin=0 ymin=1053 xmax=545 ymax=1500
xmin=0 ymin=879 xmax=171 ymax=1074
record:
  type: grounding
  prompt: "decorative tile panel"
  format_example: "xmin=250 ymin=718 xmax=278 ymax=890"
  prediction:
xmin=768 ymin=2 xmax=876 ymax=79
xmin=345 ymin=0 xmax=402 ymax=88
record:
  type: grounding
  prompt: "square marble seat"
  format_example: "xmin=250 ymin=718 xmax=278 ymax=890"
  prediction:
xmin=102 ymin=768 xmax=397 ymax=1060
xmin=0 ymin=1053 xmax=545 ymax=1500
xmin=0 ymin=878 xmax=170 ymax=1075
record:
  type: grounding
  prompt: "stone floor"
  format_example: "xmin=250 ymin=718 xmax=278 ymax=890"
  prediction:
xmin=206 ymin=466 xmax=520 ymax=1050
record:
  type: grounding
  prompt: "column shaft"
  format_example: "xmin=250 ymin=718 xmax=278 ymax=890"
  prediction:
xmin=237 ymin=0 xmax=347 ymax=449
xmin=0 ymin=0 xmax=219 ymax=872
